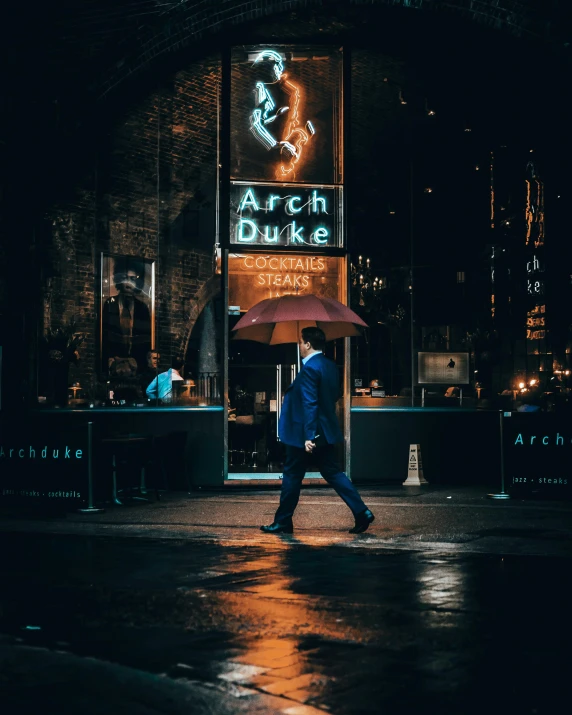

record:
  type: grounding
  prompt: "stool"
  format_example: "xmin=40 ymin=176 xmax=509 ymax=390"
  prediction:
xmin=101 ymin=434 xmax=153 ymax=506
xmin=228 ymin=422 xmax=263 ymax=468
xmin=145 ymin=434 xmax=171 ymax=499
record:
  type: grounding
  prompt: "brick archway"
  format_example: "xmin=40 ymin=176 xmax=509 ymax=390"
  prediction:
xmin=95 ymin=0 xmax=571 ymax=100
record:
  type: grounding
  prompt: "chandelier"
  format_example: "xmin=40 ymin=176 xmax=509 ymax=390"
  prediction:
xmin=350 ymin=255 xmax=384 ymax=311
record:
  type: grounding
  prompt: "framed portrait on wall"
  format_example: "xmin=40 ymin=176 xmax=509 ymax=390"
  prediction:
xmin=100 ymin=254 xmax=155 ymax=378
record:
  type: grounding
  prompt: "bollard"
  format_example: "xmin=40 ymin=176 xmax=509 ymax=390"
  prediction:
xmin=487 ymin=411 xmax=511 ymax=500
xmin=77 ymin=421 xmax=105 ymax=514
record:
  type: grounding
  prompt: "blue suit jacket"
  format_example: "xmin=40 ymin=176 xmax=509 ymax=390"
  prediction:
xmin=278 ymin=353 xmax=344 ymax=448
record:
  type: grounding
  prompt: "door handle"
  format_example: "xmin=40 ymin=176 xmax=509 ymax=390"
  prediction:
xmin=276 ymin=364 xmax=282 ymax=440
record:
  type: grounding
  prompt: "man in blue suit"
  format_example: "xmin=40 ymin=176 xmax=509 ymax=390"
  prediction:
xmin=261 ymin=327 xmax=375 ymax=534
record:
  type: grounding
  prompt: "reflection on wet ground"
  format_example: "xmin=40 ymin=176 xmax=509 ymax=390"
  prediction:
xmin=1 ymin=532 xmax=570 ymax=713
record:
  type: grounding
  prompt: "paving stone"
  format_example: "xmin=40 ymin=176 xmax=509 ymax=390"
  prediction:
xmin=261 ymin=673 xmax=317 ymax=695
xmin=281 ymin=705 xmax=329 ymax=715
xmin=268 ymin=664 xmax=309 ymax=679
xmin=283 ymin=688 xmax=312 ymax=702
xmin=236 ymin=652 xmax=300 ymax=668
xmin=217 ymin=663 xmax=268 ymax=682
xmin=247 ymin=674 xmax=288 ymax=687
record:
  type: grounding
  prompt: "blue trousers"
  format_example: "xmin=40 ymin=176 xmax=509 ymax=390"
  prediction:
xmin=274 ymin=444 xmax=367 ymax=523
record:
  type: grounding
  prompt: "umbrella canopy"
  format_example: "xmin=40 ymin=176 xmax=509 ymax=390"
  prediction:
xmin=232 ymin=294 xmax=368 ymax=344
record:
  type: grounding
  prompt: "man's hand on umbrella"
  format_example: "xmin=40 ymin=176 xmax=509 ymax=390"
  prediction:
xmin=305 ymin=440 xmax=316 ymax=453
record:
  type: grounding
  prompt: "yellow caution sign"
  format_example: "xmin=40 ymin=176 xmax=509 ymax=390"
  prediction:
xmin=403 ymin=444 xmax=428 ymax=486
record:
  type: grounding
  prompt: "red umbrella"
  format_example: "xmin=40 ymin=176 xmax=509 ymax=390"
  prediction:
xmin=232 ymin=294 xmax=368 ymax=345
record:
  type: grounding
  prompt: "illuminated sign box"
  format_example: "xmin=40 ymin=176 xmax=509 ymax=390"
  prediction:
xmin=506 ymin=414 xmax=572 ymax=500
xmin=228 ymin=253 xmax=344 ymax=312
xmin=230 ymin=182 xmax=342 ymax=248
xmin=417 ymin=352 xmax=470 ymax=385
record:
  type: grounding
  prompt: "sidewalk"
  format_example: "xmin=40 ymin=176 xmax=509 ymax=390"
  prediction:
xmin=2 ymin=484 xmax=572 ymax=556
xmin=2 ymin=485 xmax=572 ymax=714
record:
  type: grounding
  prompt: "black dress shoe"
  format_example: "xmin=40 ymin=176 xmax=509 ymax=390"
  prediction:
xmin=349 ymin=509 xmax=375 ymax=534
xmin=260 ymin=521 xmax=293 ymax=534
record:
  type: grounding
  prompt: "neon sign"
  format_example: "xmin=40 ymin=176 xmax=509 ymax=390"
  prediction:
xmin=526 ymin=304 xmax=546 ymax=342
xmin=240 ymin=255 xmax=326 ymax=291
xmin=228 ymin=253 xmax=343 ymax=309
xmin=250 ymin=50 xmax=315 ymax=181
xmin=230 ymin=183 xmax=340 ymax=247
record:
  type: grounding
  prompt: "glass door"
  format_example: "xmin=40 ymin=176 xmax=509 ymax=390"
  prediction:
xmin=227 ymin=330 xmax=297 ymax=478
xmin=225 ymin=250 xmax=348 ymax=480
xmin=227 ymin=327 xmax=340 ymax=480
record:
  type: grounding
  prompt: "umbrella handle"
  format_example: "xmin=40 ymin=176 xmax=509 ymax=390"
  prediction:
xmin=297 ymin=320 xmax=301 ymax=372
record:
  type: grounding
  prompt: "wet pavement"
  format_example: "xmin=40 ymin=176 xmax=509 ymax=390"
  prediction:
xmin=1 ymin=486 xmax=572 ymax=713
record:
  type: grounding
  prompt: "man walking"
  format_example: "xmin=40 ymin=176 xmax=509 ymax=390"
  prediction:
xmin=261 ymin=327 xmax=374 ymax=535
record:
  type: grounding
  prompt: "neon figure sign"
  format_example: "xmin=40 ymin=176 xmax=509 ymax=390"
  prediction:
xmin=228 ymin=46 xmax=343 ymax=249
xmin=249 ymin=50 xmax=315 ymax=181
xmin=230 ymin=184 xmax=338 ymax=247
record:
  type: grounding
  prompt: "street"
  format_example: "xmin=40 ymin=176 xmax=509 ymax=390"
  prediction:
xmin=1 ymin=486 xmax=571 ymax=714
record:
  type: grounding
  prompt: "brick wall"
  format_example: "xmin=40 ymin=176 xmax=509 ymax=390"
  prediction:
xmin=44 ymin=56 xmax=221 ymax=393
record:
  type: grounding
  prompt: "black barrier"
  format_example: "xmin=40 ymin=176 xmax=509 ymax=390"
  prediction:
xmin=487 ymin=411 xmax=511 ymax=500
xmin=0 ymin=417 xmax=89 ymax=508
xmin=77 ymin=422 xmax=105 ymax=514
xmin=504 ymin=411 xmax=572 ymax=500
